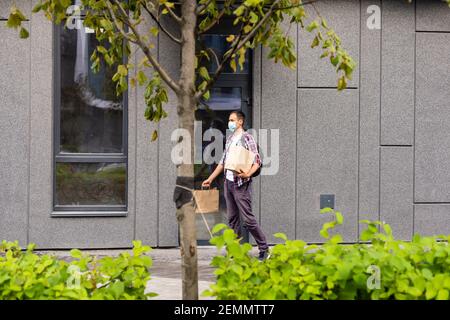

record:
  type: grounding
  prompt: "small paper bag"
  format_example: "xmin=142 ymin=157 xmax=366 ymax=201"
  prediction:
xmin=193 ymin=187 xmax=219 ymax=214
xmin=224 ymin=144 xmax=256 ymax=174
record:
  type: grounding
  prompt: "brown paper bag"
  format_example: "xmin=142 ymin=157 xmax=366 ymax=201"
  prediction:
xmin=224 ymin=144 xmax=256 ymax=174
xmin=193 ymin=187 xmax=219 ymax=214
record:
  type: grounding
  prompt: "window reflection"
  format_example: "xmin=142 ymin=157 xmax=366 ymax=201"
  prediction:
xmin=200 ymin=87 xmax=242 ymax=111
xmin=60 ymin=24 xmax=123 ymax=153
xmin=200 ymin=34 xmax=250 ymax=74
xmin=56 ymin=163 xmax=126 ymax=206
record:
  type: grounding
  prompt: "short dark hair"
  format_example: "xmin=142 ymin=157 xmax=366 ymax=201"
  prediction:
xmin=230 ymin=110 xmax=246 ymax=124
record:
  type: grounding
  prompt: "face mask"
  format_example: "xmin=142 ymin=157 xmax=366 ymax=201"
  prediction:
xmin=228 ymin=121 xmax=237 ymax=132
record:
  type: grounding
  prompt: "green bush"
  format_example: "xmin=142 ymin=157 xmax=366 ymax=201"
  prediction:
xmin=0 ymin=240 xmax=156 ymax=300
xmin=203 ymin=209 xmax=450 ymax=300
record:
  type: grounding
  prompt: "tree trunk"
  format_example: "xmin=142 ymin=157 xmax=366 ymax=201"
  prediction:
xmin=177 ymin=0 xmax=198 ymax=300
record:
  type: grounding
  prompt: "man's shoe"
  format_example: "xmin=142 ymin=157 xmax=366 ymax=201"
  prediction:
xmin=258 ymin=249 xmax=269 ymax=261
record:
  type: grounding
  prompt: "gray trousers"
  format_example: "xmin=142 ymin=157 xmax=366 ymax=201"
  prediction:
xmin=224 ymin=179 xmax=269 ymax=251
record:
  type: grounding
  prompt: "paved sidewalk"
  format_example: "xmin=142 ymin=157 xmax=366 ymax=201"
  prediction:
xmin=35 ymin=246 xmax=261 ymax=300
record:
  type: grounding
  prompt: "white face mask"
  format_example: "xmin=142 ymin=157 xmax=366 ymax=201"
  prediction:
xmin=228 ymin=121 xmax=237 ymax=132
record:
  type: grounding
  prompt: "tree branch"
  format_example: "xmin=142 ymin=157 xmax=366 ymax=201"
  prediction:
xmin=195 ymin=29 xmax=243 ymax=100
xmin=105 ymin=1 xmax=138 ymax=44
xmin=233 ymin=0 xmax=282 ymax=53
xmin=198 ymin=6 xmax=227 ymax=34
xmin=143 ymin=0 xmax=182 ymax=24
xmin=268 ymin=0 xmax=318 ymax=11
xmin=196 ymin=0 xmax=215 ymax=15
xmin=110 ymin=0 xmax=181 ymax=94
xmin=164 ymin=3 xmax=182 ymax=24
xmin=141 ymin=2 xmax=181 ymax=44
xmin=198 ymin=0 xmax=236 ymax=34
xmin=205 ymin=47 xmax=220 ymax=70
xmin=195 ymin=0 xmax=282 ymax=100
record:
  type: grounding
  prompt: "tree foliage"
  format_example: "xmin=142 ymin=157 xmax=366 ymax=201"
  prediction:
xmin=7 ymin=0 xmax=356 ymax=134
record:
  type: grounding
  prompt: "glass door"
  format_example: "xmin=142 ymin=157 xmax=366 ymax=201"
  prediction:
xmin=194 ymin=30 xmax=252 ymax=245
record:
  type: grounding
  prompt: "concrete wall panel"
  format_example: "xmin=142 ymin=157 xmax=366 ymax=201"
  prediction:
xmin=297 ymin=0 xmax=360 ymax=88
xmin=380 ymin=147 xmax=413 ymax=240
xmin=414 ymin=205 xmax=450 ymax=236
xmin=381 ymin=0 xmax=415 ymax=145
xmin=359 ymin=0 xmax=381 ymax=233
xmin=157 ymin=19 xmax=180 ymax=247
xmin=249 ymin=44 xmax=262 ymax=245
xmin=415 ymin=33 xmax=450 ymax=203
xmin=134 ymin=19 xmax=159 ymax=246
xmin=297 ymin=89 xmax=359 ymax=243
xmin=416 ymin=0 xmax=450 ymax=32
xmin=0 ymin=21 xmax=30 ymax=245
xmin=260 ymin=21 xmax=297 ymax=243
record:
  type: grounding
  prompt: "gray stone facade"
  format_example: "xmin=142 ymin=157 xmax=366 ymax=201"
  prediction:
xmin=1 ymin=0 xmax=449 ymax=248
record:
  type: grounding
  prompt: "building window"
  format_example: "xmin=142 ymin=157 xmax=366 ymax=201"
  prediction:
xmin=53 ymin=19 xmax=128 ymax=215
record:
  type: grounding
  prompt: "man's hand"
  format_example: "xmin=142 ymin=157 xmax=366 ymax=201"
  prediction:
xmin=202 ymin=178 xmax=212 ymax=188
xmin=237 ymin=169 xmax=251 ymax=179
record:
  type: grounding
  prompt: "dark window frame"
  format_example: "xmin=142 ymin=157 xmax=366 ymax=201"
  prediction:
xmin=52 ymin=18 xmax=129 ymax=216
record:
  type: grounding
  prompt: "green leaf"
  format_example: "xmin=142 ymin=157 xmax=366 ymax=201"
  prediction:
xmin=306 ymin=20 xmax=319 ymax=32
xmin=150 ymin=26 xmax=159 ymax=37
xmin=19 ymin=27 xmax=29 ymax=39
xmin=32 ymin=3 xmax=43 ymax=13
xmin=382 ymin=223 xmax=393 ymax=236
xmin=330 ymin=55 xmax=340 ymax=66
xmin=422 ymin=268 xmax=433 ymax=280
xmin=337 ymin=76 xmax=347 ymax=90
xmin=211 ymin=223 xmax=228 ymax=234
xmin=257 ymin=288 xmax=277 ymax=299
xmin=223 ymin=229 xmax=235 ymax=243
xmin=335 ymin=211 xmax=344 ymax=225
xmin=227 ymin=242 xmax=242 ymax=257
xmin=117 ymin=65 xmax=128 ymax=76
xmin=311 ymin=36 xmax=320 ymax=48
xmin=233 ymin=6 xmax=245 ymax=16
xmin=70 ymin=249 xmax=82 ymax=259
xmin=137 ymin=70 xmax=148 ymax=86
xmin=320 ymin=51 xmax=329 ymax=59
xmin=230 ymin=59 xmax=237 ymax=72
xmin=249 ymin=12 xmax=259 ymax=24
xmin=329 ymin=234 xmax=343 ymax=244
xmin=109 ymin=281 xmax=125 ymax=299
xmin=198 ymin=66 xmax=210 ymax=80
xmin=151 ymin=130 xmax=158 ymax=141
xmin=97 ymin=46 xmax=108 ymax=54
xmin=426 ymin=287 xmax=437 ymax=300
xmin=273 ymin=233 xmax=288 ymax=241
xmin=437 ymin=289 xmax=449 ymax=300
xmin=320 ymin=207 xmax=334 ymax=214
xmin=99 ymin=18 xmax=113 ymax=31
xmin=231 ymin=265 xmax=243 ymax=275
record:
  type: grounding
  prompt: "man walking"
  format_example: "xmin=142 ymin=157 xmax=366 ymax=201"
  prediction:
xmin=202 ymin=111 xmax=269 ymax=261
